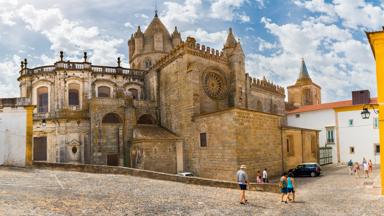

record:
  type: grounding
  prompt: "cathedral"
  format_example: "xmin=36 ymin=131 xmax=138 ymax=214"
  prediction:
xmin=18 ymin=13 xmax=320 ymax=181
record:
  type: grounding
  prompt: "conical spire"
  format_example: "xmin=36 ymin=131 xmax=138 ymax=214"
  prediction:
xmin=298 ymin=58 xmax=311 ymax=81
xmin=224 ymin=27 xmax=237 ymax=49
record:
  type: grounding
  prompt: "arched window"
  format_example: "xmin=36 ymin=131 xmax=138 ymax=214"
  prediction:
xmin=102 ymin=113 xmax=121 ymax=124
xmin=68 ymin=83 xmax=80 ymax=106
xmin=144 ymin=59 xmax=152 ymax=69
xmin=128 ymin=88 xmax=139 ymax=99
xmin=137 ymin=114 xmax=155 ymax=124
xmin=257 ymin=100 xmax=263 ymax=112
xmin=98 ymin=86 xmax=111 ymax=98
xmin=37 ymin=87 xmax=48 ymax=113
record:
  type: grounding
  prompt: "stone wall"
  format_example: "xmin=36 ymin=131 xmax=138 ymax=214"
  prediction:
xmin=234 ymin=109 xmax=283 ymax=181
xmin=282 ymin=127 xmax=319 ymax=171
xmin=131 ymin=140 xmax=177 ymax=173
xmin=33 ymin=162 xmax=280 ymax=193
xmin=193 ymin=110 xmax=238 ymax=180
xmin=193 ymin=108 xmax=284 ymax=181
xmin=247 ymin=88 xmax=285 ymax=115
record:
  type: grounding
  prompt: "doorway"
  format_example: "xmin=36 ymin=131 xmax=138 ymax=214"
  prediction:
xmin=33 ymin=137 xmax=47 ymax=161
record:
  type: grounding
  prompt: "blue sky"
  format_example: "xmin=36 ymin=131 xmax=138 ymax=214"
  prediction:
xmin=0 ymin=0 xmax=382 ymax=102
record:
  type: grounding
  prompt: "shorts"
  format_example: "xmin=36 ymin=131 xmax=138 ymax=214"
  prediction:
xmin=280 ymin=188 xmax=287 ymax=194
xmin=287 ymin=188 xmax=295 ymax=193
xmin=239 ymin=184 xmax=247 ymax=190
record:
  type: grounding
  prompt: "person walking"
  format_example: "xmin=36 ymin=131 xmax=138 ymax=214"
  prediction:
xmin=363 ymin=162 xmax=369 ymax=178
xmin=236 ymin=165 xmax=249 ymax=205
xmin=368 ymin=160 xmax=373 ymax=174
xmin=287 ymin=173 xmax=295 ymax=202
xmin=347 ymin=159 xmax=353 ymax=175
xmin=354 ymin=162 xmax=360 ymax=178
xmin=262 ymin=168 xmax=268 ymax=183
xmin=256 ymin=170 xmax=262 ymax=184
xmin=279 ymin=173 xmax=288 ymax=204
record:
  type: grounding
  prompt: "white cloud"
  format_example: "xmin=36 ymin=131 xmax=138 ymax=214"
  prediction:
xmin=0 ymin=0 xmax=18 ymax=26
xmin=161 ymin=0 xmax=202 ymax=28
xmin=333 ymin=0 xmax=384 ymax=30
xmin=17 ymin=4 xmax=124 ymax=65
xmin=183 ymin=28 xmax=227 ymax=49
xmin=238 ymin=12 xmax=251 ymax=23
xmin=255 ymin=0 xmax=266 ymax=9
xmin=124 ymin=22 xmax=134 ymax=29
xmin=0 ymin=55 xmax=21 ymax=98
xmin=294 ymin=0 xmax=384 ymax=30
xmin=210 ymin=0 xmax=248 ymax=21
xmin=250 ymin=16 xmax=375 ymax=101
xmin=255 ymin=37 xmax=280 ymax=51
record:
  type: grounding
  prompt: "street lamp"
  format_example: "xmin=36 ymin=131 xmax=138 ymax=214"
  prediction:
xmin=360 ymin=104 xmax=379 ymax=119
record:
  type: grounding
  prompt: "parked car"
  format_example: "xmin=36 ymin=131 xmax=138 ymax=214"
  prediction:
xmin=288 ymin=163 xmax=321 ymax=177
xmin=177 ymin=172 xmax=194 ymax=177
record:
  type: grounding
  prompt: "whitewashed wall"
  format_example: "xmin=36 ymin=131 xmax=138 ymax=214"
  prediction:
xmin=287 ymin=109 xmax=337 ymax=163
xmin=338 ymin=110 xmax=380 ymax=164
xmin=0 ymin=107 xmax=27 ymax=166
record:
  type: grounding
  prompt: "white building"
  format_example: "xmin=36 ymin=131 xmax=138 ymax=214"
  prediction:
xmin=287 ymin=97 xmax=379 ymax=164
xmin=0 ymin=98 xmax=34 ymax=166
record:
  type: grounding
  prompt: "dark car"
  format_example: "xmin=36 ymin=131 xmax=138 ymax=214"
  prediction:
xmin=289 ymin=163 xmax=321 ymax=177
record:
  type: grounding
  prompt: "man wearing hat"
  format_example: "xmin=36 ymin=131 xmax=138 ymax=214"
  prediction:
xmin=236 ymin=164 xmax=249 ymax=204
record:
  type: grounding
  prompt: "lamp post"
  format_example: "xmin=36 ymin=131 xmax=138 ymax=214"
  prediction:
xmin=361 ymin=108 xmax=370 ymax=119
xmin=366 ymin=30 xmax=384 ymax=195
xmin=360 ymin=104 xmax=379 ymax=119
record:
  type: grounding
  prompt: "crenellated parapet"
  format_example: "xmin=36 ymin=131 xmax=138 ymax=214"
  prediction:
xmin=151 ymin=37 xmax=228 ymax=71
xmin=248 ymin=75 xmax=285 ymax=96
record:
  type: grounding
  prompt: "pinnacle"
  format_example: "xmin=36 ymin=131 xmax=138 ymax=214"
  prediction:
xmin=297 ymin=58 xmax=311 ymax=81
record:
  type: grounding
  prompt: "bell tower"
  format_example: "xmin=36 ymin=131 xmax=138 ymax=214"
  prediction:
xmin=287 ymin=59 xmax=321 ymax=107
xmin=127 ymin=12 xmax=182 ymax=70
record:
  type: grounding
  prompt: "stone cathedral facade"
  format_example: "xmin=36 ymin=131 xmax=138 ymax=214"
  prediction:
xmin=18 ymin=14 xmax=319 ymax=181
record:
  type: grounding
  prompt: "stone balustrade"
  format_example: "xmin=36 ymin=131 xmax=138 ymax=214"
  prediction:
xmin=19 ymin=61 xmax=146 ymax=78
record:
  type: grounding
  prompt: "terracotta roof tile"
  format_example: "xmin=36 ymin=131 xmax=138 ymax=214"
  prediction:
xmin=287 ymin=98 xmax=377 ymax=114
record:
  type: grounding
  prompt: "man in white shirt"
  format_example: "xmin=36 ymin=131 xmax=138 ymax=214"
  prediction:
xmin=262 ymin=168 xmax=268 ymax=183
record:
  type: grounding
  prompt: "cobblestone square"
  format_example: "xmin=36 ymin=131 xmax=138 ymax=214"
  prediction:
xmin=0 ymin=166 xmax=382 ymax=216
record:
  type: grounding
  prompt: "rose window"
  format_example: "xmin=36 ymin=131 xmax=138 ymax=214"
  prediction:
xmin=202 ymin=71 xmax=228 ymax=100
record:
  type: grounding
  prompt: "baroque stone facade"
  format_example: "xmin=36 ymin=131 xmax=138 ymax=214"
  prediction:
xmin=18 ymin=14 xmax=318 ymax=181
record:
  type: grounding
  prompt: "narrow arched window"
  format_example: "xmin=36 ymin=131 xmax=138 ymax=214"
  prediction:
xmin=98 ymin=86 xmax=111 ymax=98
xmin=128 ymin=88 xmax=139 ymax=99
xmin=37 ymin=87 xmax=48 ymax=113
xmin=68 ymin=83 xmax=80 ymax=106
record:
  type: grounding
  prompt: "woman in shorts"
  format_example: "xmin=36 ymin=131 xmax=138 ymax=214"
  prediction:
xmin=280 ymin=173 xmax=288 ymax=204
xmin=287 ymin=173 xmax=295 ymax=202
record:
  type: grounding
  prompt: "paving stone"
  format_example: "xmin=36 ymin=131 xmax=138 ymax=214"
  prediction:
xmin=0 ymin=166 xmax=382 ymax=215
